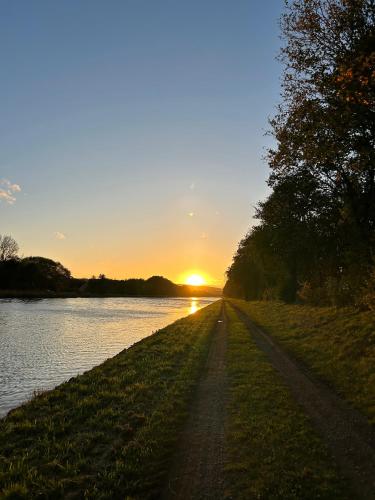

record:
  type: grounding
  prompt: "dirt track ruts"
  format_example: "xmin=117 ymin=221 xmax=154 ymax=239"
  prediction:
xmin=233 ymin=303 xmax=375 ymax=500
xmin=163 ymin=303 xmax=227 ymax=499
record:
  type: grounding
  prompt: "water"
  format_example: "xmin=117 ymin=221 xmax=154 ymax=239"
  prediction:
xmin=0 ymin=296 xmax=217 ymax=417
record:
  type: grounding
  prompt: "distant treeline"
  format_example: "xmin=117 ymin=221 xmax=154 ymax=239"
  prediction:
xmin=0 ymin=252 xmax=220 ymax=298
xmin=225 ymin=1 xmax=375 ymax=308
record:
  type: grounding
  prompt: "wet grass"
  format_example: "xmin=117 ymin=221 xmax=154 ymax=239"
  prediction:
xmin=229 ymin=299 xmax=375 ymax=424
xmin=225 ymin=303 xmax=349 ymax=499
xmin=0 ymin=301 xmax=221 ymax=499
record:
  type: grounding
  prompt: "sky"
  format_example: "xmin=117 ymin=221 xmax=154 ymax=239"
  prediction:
xmin=1 ymin=0 xmax=284 ymax=286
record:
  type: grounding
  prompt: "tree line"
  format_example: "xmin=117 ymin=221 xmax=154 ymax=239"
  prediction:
xmin=225 ymin=0 xmax=375 ymax=307
xmin=0 ymin=235 xmax=220 ymax=297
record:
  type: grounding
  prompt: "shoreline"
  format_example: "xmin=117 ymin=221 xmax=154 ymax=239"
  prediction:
xmin=0 ymin=302 xmax=222 ymax=497
xmin=0 ymin=290 xmax=222 ymax=299
xmin=0 ymin=296 xmax=220 ymax=419
xmin=1 ymin=300 xmax=374 ymax=498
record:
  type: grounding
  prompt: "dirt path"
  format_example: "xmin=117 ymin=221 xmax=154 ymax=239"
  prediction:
xmin=163 ymin=304 xmax=227 ymax=499
xmin=232 ymin=304 xmax=375 ymax=500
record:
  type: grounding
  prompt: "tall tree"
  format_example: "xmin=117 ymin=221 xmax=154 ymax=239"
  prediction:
xmin=225 ymin=0 xmax=375 ymax=305
xmin=270 ymin=0 xmax=375 ymax=242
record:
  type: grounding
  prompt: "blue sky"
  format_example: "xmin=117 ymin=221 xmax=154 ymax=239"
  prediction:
xmin=1 ymin=0 xmax=284 ymax=284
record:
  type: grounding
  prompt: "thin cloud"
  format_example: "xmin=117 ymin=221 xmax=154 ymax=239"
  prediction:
xmin=0 ymin=179 xmax=21 ymax=204
xmin=0 ymin=190 xmax=16 ymax=204
xmin=54 ymin=232 xmax=66 ymax=240
xmin=2 ymin=179 xmax=21 ymax=192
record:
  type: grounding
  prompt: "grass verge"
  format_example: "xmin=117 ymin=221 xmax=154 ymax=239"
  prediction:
xmin=225 ymin=303 xmax=349 ymax=499
xmin=0 ymin=301 xmax=221 ymax=499
xmin=229 ymin=299 xmax=375 ymax=424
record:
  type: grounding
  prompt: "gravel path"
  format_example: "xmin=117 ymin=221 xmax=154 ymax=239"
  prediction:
xmin=233 ymin=304 xmax=375 ymax=500
xmin=163 ymin=304 xmax=227 ymax=499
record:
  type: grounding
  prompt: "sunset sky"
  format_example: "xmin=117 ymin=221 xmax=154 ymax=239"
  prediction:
xmin=1 ymin=0 xmax=284 ymax=286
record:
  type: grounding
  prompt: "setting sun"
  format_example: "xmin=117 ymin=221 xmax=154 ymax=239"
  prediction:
xmin=185 ymin=274 xmax=205 ymax=286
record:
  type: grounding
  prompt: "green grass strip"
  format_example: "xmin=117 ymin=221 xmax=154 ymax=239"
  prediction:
xmin=225 ymin=303 xmax=349 ymax=499
xmin=229 ymin=299 xmax=375 ymax=424
xmin=0 ymin=301 xmax=221 ymax=499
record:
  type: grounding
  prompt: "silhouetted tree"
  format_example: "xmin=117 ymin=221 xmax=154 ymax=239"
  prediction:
xmin=270 ymin=0 xmax=375 ymax=246
xmin=0 ymin=235 xmax=19 ymax=261
xmin=225 ymin=0 xmax=375 ymax=306
xmin=0 ymin=256 xmax=72 ymax=291
xmin=20 ymin=257 xmax=71 ymax=290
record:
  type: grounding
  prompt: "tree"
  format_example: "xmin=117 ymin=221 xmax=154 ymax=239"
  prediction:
xmin=19 ymin=257 xmax=71 ymax=290
xmin=0 ymin=235 xmax=19 ymax=261
xmin=225 ymin=0 xmax=375 ymax=306
xmin=270 ymin=0 xmax=375 ymax=243
xmin=269 ymin=0 xmax=375 ymax=302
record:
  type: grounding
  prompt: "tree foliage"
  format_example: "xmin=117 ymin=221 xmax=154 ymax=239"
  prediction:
xmin=0 ymin=256 xmax=72 ymax=291
xmin=225 ymin=0 xmax=375 ymax=306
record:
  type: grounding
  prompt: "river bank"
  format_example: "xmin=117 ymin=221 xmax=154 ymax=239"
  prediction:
xmin=0 ymin=296 xmax=217 ymax=417
xmin=1 ymin=299 xmax=374 ymax=498
xmin=0 ymin=302 xmax=222 ymax=498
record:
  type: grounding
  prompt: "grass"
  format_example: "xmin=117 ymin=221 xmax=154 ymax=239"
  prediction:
xmin=2 ymin=298 xmax=372 ymax=498
xmin=224 ymin=303 xmax=349 ymax=499
xmin=0 ymin=301 xmax=221 ymax=499
xmin=229 ymin=299 xmax=375 ymax=425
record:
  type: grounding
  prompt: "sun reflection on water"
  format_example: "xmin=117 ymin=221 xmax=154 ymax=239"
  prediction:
xmin=190 ymin=298 xmax=198 ymax=314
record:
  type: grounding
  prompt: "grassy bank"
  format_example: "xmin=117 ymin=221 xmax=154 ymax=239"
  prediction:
xmin=0 ymin=301 xmax=221 ymax=499
xmin=225 ymin=303 xmax=349 ymax=499
xmin=229 ymin=299 xmax=375 ymax=425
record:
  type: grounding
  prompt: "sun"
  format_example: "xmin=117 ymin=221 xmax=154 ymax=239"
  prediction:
xmin=185 ymin=274 xmax=205 ymax=286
